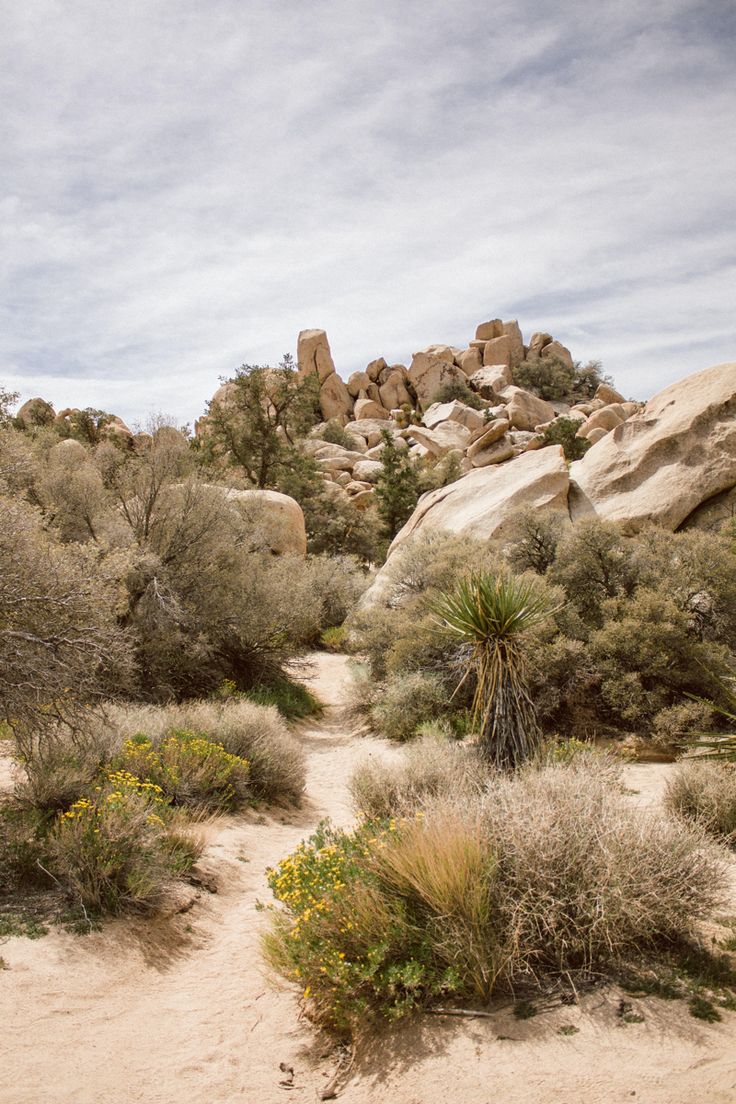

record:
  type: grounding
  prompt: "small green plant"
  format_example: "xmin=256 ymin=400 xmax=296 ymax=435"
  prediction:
xmin=319 ymin=420 xmax=354 ymax=449
xmin=558 ymin=1024 xmax=579 ymax=1035
xmin=321 ymin=625 xmax=347 ymax=653
xmin=374 ymin=430 xmax=420 ymax=539
xmin=48 ymin=770 xmax=200 ymax=915
xmin=428 ymin=379 xmax=486 ymax=410
xmin=688 ymin=996 xmax=722 ymax=1022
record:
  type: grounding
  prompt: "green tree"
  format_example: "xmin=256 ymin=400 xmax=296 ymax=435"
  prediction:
xmin=541 ymin=416 xmax=592 ymax=461
xmin=374 ymin=430 xmax=420 ymax=539
xmin=205 ymin=356 xmax=319 ymax=488
xmin=0 ymin=384 xmax=19 ymax=426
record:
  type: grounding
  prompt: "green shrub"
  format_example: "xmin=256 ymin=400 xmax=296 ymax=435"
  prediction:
xmin=513 ymin=357 xmax=575 ymax=400
xmin=245 ymin=677 xmax=323 ymax=721
xmin=349 ymin=732 xmax=488 ymax=820
xmin=664 ymin=761 xmax=736 ymax=843
xmin=428 ymin=379 xmax=485 ymax=410
xmin=652 ymin=701 xmax=716 ymax=751
xmin=48 ymin=770 xmax=200 ymax=914
xmin=541 ymin=417 xmax=592 ymax=461
xmin=321 ymin=625 xmax=348 ymax=652
xmin=318 ymin=420 xmax=355 ymax=449
xmin=116 ymin=731 xmax=250 ymax=813
xmin=104 ymin=698 xmax=306 ymax=804
xmin=265 ymin=762 xmax=725 ymax=1033
xmin=370 ymin=671 xmax=448 ymax=741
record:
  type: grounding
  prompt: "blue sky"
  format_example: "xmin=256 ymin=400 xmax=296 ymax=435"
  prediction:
xmin=1 ymin=0 xmax=734 ymax=425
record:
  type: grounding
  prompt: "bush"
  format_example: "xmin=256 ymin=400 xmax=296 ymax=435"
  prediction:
xmin=116 ymin=731 xmax=250 ymax=813
xmin=244 ymin=678 xmax=323 ymax=721
xmin=321 ymin=625 xmax=347 ymax=652
xmin=104 ymin=698 xmax=306 ymax=804
xmin=265 ymin=762 xmax=725 ymax=1032
xmin=652 ymin=701 xmax=716 ymax=752
xmin=48 ymin=770 xmax=200 ymax=914
xmin=349 ymin=732 xmax=487 ymax=820
xmin=428 ymin=379 xmax=486 ymax=410
xmin=664 ymin=761 xmax=736 ymax=843
xmin=370 ymin=671 xmax=448 ymax=741
xmin=513 ymin=357 xmax=575 ymax=400
xmin=541 ymin=417 xmax=591 ymax=461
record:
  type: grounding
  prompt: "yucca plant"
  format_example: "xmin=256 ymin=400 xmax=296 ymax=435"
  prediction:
xmin=434 ymin=573 xmax=556 ymax=769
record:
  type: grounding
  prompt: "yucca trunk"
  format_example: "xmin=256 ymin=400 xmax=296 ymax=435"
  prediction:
xmin=473 ymin=640 xmax=541 ymax=768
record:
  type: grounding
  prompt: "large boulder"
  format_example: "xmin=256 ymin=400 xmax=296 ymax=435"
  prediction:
xmin=541 ymin=340 xmax=574 ymax=369
xmin=455 ymin=347 xmax=483 ymax=376
xmin=387 ymin=445 xmax=570 ymax=554
xmin=379 ymin=368 xmax=413 ymax=411
xmin=569 ymin=362 xmax=736 ymax=531
xmin=423 ymin=400 xmax=485 ymax=432
xmin=501 ymin=320 xmax=525 ymax=367
xmin=319 ymin=373 xmax=353 ymax=420
xmin=297 ymin=329 xmax=336 ymax=382
xmin=407 ymin=422 xmax=472 ymax=456
xmin=468 ymin=365 xmax=511 ymax=398
xmin=503 ymin=387 xmax=556 ymax=431
xmin=210 ymin=486 xmax=307 ymax=556
xmin=16 ymin=397 xmax=55 ymax=427
xmin=483 ymin=335 xmax=512 ymax=367
xmin=408 ymin=352 xmax=466 ymax=410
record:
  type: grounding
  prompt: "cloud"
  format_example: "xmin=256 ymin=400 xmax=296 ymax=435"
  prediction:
xmin=0 ymin=0 xmax=734 ymax=423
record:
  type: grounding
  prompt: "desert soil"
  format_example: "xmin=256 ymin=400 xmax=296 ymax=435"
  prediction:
xmin=1 ymin=653 xmax=735 ymax=1104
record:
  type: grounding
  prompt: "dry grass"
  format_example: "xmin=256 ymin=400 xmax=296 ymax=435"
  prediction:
xmin=664 ymin=760 xmax=736 ymax=843
xmin=104 ymin=698 xmax=306 ymax=804
xmin=349 ymin=732 xmax=488 ymax=819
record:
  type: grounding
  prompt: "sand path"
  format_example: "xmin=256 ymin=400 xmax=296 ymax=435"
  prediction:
xmin=1 ymin=654 xmax=735 ymax=1104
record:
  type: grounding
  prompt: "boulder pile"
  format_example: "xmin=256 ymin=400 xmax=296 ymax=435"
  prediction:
xmin=295 ymin=320 xmax=641 ymax=511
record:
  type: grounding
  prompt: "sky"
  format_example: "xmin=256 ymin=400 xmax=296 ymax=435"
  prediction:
xmin=1 ymin=0 xmax=734 ymax=426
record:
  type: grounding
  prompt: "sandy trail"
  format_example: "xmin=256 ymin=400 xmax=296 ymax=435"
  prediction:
xmin=1 ymin=654 xmax=735 ymax=1104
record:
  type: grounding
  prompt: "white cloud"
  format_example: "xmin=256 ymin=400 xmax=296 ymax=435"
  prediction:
xmin=0 ymin=0 xmax=734 ymax=423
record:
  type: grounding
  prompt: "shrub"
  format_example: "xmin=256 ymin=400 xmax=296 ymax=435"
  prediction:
xmin=513 ymin=357 xmax=576 ymax=400
xmin=541 ymin=417 xmax=592 ymax=461
xmin=244 ymin=678 xmax=323 ymax=721
xmin=321 ymin=625 xmax=347 ymax=652
xmin=104 ymin=698 xmax=306 ymax=804
xmin=664 ymin=761 xmax=736 ymax=843
xmin=505 ymin=508 xmax=567 ymax=575
xmin=652 ymin=701 xmax=716 ymax=752
xmin=349 ymin=732 xmax=488 ymax=820
xmin=116 ymin=731 xmax=250 ymax=813
xmin=428 ymin=379 xmax=485 ymax=410
xmin=48 ymin=770 xmax=200 ymax=914
xmin=265 ymin=762 xmax=725 ymax=1033
xmin=370 ymin=671 xmax=448 ymax=741
xmin=317 ymin=420 xmax=355 ymax=449
xmin=374 ymin=431 xmax=420 ymax=539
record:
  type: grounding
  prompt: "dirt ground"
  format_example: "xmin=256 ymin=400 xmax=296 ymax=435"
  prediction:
xmin=1 ymin=654 xmax=735 ymax=1104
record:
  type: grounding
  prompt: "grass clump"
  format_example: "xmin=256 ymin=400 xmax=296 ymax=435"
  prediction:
xmin=664 ymin=761 xmax=736 ymax=844
xmin=243 ymin=677 xmax=323 ymax=721
xmin=264 ymin=761 xmax=726 ymax=1034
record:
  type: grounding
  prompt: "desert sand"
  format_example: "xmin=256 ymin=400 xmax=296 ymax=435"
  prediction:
xmin=1 ymin=654 xmax=734 ymax=1104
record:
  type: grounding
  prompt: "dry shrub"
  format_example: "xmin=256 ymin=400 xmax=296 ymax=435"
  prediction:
xmin=349 ymin=733 xmax=488 ymax=820
xmin=482 ymin=762 xmax=727 ymax=978
xmin=104 ymin=698 xmax=306 ymax=804
xmin=369 ymin=671 xmax=448 ymax=741
xmin=652 ymin=701 xmax=716 ymax=751
xmin=266 ymin=760 xmax=727 ymax=1032
xmin=664 ymin=760 xmax=736 ymax=843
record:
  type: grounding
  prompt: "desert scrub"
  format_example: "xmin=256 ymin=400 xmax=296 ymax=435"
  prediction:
xmin=115 ymin=731 xmax=250 ymax=813
xmin=48 ymin=769 xmax=200 ymax=914
xmin=370 ymin=671 xmax=448 ymax=741
xmin=263 ymin=816 xmax=485 ymax=1032
xmin=265 ymin=763 xmax=726 ymax=1035
xmin=664 ymin=761 xmax=736 ymax=844
xmin=104 ymin=697 xmax=306 ymax=804
xmin=349 ymin=731 xmax=488 ymax=819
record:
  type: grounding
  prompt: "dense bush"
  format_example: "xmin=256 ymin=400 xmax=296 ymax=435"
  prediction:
xmin=265 ymin=761 xmax=725 ymax=1032
xmin=541 ymin=416 xmax=591 ymax=460
xmin=664 ymin=761 xmax=736 ymax=843
xmin=116 ymin=731 xmax=251 ymax=813
xmin=370 ymin=671 xmax=449 ymax=742
xmin=47 ymin=770 xmax=200 ymax=914
xmin=104 ymin=698 xmax=306 ymax=803
xmin=512 ymin=357 xmax=611 ymax=402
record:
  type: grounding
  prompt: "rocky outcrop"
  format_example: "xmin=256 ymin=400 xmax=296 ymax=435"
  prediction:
xmin=569 ymin=362 xmax=736 ymax=531
xmin=407 ymin=352 xmax=466 ymax=410
xmin=297 ymin=329 xmax=337 ymax=383
xmin=16 ymin=397 xmax=55 ymax=427
xmin=388 ymin=445 xmax=570 ymax=553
